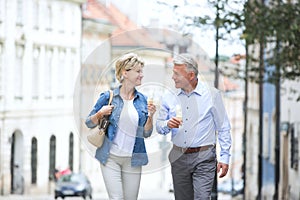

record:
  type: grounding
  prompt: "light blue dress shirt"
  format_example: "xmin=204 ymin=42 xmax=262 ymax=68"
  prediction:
xmin=156 ymin=81 xmax=232 ymax=164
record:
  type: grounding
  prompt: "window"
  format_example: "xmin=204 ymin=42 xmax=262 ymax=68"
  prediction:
xmin=15 ymin=45 xmax=24 ymax=99
xmin=0 ymin=43 xmax=3 ymax=99
xmin=58 ymin=6 xmax=65 ymax=33
xmin=67 ymin=49 xmax=76 ymax=98
xmin=45 ymin=4 xmax=52 ymax=31
xmin=16 ymin=0 xmax=24 ymax=26
xmin=44 ymin=48 xmax=53 ymax=99
xmin=68 ymin=133 xmax=74 ymax=171
xmin=0 ymin=0 xmax=6 ymax=24
xmin=291 ymin=123 xmax=299 ymax=170
xmin=70 ymin=10 xmax=76 ymax=35
xmin=262 ymin=114 xmax=269 ymax=158
xmin=57 ymin=49 xmax=65 ymax=99
xmin=32 ymin=47 xmax=40 ymax=99
xmin=31 ymin=137 xmax=38 ymax=184
xmin=49 ymin=135 xmax=56 ymax=181
xmin=32 ymin=0 xmax=39 ymax=29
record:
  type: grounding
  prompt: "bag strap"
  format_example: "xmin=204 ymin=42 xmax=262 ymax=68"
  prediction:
xmin=108 ymin=90 xmax=113 ymax=105
xmin=97 ymin=90 xmax=113 ymax=125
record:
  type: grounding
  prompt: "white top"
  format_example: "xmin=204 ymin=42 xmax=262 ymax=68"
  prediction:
xmin=110 ymin=99 xmax=139 ymax=157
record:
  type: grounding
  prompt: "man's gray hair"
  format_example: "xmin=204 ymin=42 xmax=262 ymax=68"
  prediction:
xmin=173 ymin=53 xmax=198 ymax=76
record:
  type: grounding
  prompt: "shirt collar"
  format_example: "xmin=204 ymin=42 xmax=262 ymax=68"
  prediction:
xmin=176 ymin=79 xmax=207 ymax=96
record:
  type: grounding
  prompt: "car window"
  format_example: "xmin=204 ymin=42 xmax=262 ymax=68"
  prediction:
xmin=59 ymin=174 xmax=83 ymax=182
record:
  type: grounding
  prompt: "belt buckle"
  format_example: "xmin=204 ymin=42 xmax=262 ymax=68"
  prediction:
xmin=181 ymin=147 xmax=187 ymax=153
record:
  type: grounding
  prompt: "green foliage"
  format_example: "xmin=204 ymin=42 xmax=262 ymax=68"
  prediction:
xmin=243 ymin=0 xmax=300 ymax=82
xmin=157 ymin=0 xmax=300 ymax=88
xmin=192 ymin=0 xmax=245 ymax=41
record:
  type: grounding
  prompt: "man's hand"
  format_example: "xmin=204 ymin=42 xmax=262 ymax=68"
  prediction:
xmin=217 ymin=162 xmax=229 ymax=178
xmin=167 ymin=117 xmax=182 ymax=128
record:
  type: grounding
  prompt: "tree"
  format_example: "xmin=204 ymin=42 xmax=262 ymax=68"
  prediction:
xmin=192 ymin=1 xmax=246 ymax=199
xmin=241 ymin=1 xmax=300 ymax=199
xmin=156 ymin=0 xmax=300 ymax=199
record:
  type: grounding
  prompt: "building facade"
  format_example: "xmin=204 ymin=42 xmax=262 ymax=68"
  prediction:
xmin=245 ymin=41 xmax=300 ymax=200
xmin=0 ymin=0 xmax=85 ymax=195
xmin=280 ymin=80 xmax=300 ymax=200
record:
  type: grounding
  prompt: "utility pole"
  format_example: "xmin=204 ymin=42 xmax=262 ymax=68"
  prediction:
xmin=211 ymin=1 xmax=220 ymax=200
xmin=243 ymin=45 xmax=249 ymax=200
xmin=257 ymin=16 xmax=264 ymax=200
xmin=273 ymin=35 xmax=281 ymax=200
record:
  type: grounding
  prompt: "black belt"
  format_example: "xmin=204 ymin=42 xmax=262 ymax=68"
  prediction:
xmin=173 ymin=144 xmax=215 ymax=154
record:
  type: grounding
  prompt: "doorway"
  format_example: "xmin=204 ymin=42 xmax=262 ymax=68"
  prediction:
xmin=10 ymin=131 xmax=24 ymax=194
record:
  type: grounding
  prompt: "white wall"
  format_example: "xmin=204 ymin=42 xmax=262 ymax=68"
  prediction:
xmin=0 ymin=0 xmax=84 ymax=195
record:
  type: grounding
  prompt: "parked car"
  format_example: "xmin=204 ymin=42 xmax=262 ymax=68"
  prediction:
xmin=55 ymin=172 xmax=93 ymax=199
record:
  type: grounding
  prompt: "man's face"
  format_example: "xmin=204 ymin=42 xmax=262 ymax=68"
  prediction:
xmin=172 ymin=64 xmax=191 ymax=89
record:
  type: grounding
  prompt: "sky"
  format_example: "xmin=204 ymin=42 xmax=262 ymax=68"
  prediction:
xmin=110 ymin=0 xmax=246 ymax=58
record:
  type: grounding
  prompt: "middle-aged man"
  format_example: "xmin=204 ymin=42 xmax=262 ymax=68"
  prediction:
xmin=156 ymin=53 xmax=232 ymax=200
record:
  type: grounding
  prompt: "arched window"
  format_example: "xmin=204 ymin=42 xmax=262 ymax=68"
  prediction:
xmin=68 ymin=133 xmax=74 ymax=171
xmin=49 ymin=135 xmax=56 ymax=181
xmin=31 ymin=137 xmax=38 ymax=184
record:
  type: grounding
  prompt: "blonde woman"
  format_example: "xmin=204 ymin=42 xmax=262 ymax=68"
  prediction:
xmin=85 ymin=53 xmax=156 ymax=200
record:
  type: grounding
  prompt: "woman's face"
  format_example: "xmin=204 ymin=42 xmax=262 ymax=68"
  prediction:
xmin=124 ymin=65 xmax=144 ymax=86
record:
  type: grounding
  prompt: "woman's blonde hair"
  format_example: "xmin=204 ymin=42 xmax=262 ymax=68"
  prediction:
xmin=115 ymin=53 xmax=144 ymax=82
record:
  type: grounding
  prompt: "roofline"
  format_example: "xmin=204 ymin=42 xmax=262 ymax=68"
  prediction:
xmin=83 ymin=18 xmax=116 ymax=34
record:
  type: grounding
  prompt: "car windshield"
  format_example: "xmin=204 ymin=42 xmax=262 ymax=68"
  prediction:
xmin=59 ymin=174 xmax=83 ymax=183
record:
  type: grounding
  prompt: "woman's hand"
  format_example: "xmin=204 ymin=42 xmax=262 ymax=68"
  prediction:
xmin=147 ymin=104 xmax=156 ymax=118
xmin=99 ymin=105 xmax=114 ymax=116
xmin=91 ymin=105 xmax=114 ymax=125
xmin=144 ymin=103 xmax=156 ymax=135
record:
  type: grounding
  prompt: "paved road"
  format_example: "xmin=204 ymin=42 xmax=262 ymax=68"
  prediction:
xmin=0 ymin=192 xmax=239 ymax=200
xmin=0 ymin=191 xmax=172 ymax=200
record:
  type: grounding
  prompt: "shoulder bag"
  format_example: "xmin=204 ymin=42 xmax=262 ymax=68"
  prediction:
xmin=87 ymin=90 xmax=113 ymax=148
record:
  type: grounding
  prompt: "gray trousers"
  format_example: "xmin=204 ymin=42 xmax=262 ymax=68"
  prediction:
xmin=169 ymin=146 xmax=217 ymax=200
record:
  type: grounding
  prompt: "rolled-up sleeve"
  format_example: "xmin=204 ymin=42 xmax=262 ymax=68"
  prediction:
xmin=143 ymin=124 xmax=153 ymax=138
xmin=156 ymin=98 xmax=172 ymax=135
xmin=85 ymin=116 xmax=97 ymax=129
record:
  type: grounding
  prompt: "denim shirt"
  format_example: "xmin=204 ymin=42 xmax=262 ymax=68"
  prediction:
xmin=85 ymin=86 xmax=152 ymax=167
